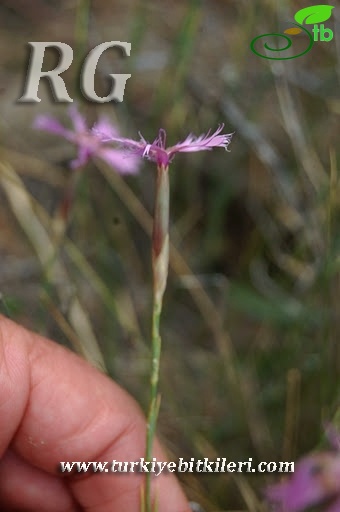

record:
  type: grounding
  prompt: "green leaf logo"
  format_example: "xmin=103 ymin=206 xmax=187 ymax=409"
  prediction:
xmin=294 ymin=5 xmax=334 ymax=25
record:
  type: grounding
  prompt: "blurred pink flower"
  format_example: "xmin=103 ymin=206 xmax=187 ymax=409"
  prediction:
xmin=265 ymin=445 xmax=340 ymax=512
xmin=94 ymin=124 xmax=233 ymax=167
xmin=34 ymin=106 xmax=140 ymax=174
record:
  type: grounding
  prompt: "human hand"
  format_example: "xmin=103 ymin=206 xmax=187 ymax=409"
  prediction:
xmin=0 ymin=315 xmax=191 ymax=512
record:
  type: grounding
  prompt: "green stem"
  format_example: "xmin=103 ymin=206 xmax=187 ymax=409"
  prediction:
xmin=144 ymin=164 xmax=169 ymax=512
xmin=144 ymin=299 xmax=162 ymax=512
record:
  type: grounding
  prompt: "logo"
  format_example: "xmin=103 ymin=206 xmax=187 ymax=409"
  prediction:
xmin=18 ymin=41 xmax=131 ymax=103
xmin=250 ymin=5 xmax=334 ymax=60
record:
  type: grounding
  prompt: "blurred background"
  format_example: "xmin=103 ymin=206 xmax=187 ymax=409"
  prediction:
xmin=0 ymin=0 xmax=339 ymax=510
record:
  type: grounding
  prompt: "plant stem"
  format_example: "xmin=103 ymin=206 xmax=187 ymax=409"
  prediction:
xmin=144 ymin=299 xmax=162 ymax=512
xmin=144 ymin=164 xmax=170 ymax=512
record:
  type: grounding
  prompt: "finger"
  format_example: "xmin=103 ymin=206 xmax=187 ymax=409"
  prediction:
xmin=0 ymin=449 xmax=79 ymax=512
xmin=0 ymin=315 xmax=190 ymax=512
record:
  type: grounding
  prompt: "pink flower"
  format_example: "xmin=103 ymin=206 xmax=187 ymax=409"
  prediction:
xmin=265 ymin=431 xmax=340 ymax=512
xmin=94 ymin=124 xmax=233 ymax=168
xmin=34 ymin=106 xmax=140 ymax=174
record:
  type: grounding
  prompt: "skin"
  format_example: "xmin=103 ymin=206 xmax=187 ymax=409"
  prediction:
xmin=0 ymin=315 xmax=191 ymax=512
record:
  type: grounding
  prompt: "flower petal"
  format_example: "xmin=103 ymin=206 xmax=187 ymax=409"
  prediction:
xmin=93 ymin=126 xmax=145 ymax=151
xmin=93 ymin=124 xmax=233 ymax=168
xmin=68 ymin=105 xmax=87 ymax=134
xmin=265 ymin=452 xmax=340 ymax=512
xmin=168 ymin=124 xmax=233 ymax=155
xmin=98 ymin=148 xmax=140 ymax=174
xmin=34 ymin=109 xmax=141 ymax=175
xmin=33 ymin=115 xmax=74 ymax=142
xmin=94 ymin=116 xmax=120 ymax=139
xmin=70 ymin=146 xmax=91 ymax=169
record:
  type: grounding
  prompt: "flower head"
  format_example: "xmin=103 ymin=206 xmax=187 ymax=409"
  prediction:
xmin=94 ymin=124 xmax=233 ymax=168
xmin=266 ymin=452 xmax=340 ymax=512
xmin=265 ymin=427 xmax=340 ymax=512
xmin=34 ymin=106 xmax=140 ymax=174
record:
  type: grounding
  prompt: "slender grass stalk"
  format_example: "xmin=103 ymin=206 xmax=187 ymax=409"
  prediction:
xmin=75 ymin=0 xmax=91 ymax=58
xmin=74 ymin=0 xmax=91 ymax=99
xmin=151 ymin=0 xmax=202 ymax=119
xmin=144 ymin=305 xmax=162 ymax=512
xmin=144 ymin=164 xmax=169 ymax=512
